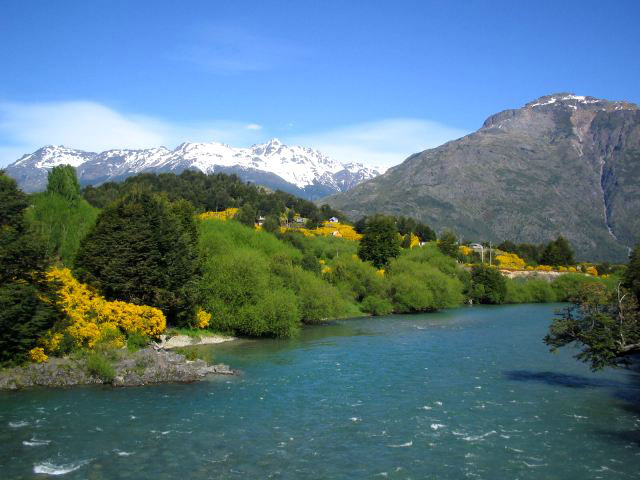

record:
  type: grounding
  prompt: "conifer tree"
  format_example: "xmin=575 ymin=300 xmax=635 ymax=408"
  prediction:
xmin=74 ymin=190 xmax=201 ymax=326
xmin=0 ymin=172 xmax=60 ymax=364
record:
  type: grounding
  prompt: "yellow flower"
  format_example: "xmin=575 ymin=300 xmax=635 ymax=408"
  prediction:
xmin=29 ymin=347 xmax=48 ymax=363
xmin=196 ymin=308 xmax=211 ymax=329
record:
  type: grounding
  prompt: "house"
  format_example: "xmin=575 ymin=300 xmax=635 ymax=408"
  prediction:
xmin=294 ymin=216 xmax=307 ymax=224
xmin=469 ymin=243 xmax=484 ymax=253
xmin=257 ymin=215 xmax=266 ymax=226
xmin=328 ymin=217 xmax=339 ymax=223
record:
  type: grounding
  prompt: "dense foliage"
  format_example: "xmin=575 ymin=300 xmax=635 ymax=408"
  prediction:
xmin=75 ymin=190 xmax=201 ymax=326
xmin=0 ymin=172 xmax=61 ymax=365
xmin=27 ymin=167 xmax=99 ymax=265
xmin=498 ymin=236 xmax=575 ymax=266
xmin=544 ymin=282 xmax=640 ymax=370
xmin=82 ymin=170 xmax=344 ymax=223
xmin=470 ymin=265 xmax=507 ymax=304
xmin=358 ymin=215 xmax=401 ymax=268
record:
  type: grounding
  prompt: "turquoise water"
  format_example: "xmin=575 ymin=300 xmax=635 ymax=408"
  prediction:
xmin=1 ymin=304 xmax=639 ymax=479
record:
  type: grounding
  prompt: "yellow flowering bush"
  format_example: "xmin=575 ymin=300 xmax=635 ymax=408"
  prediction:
xmin=496 ymin=252 xmax=526 ymax=270
xmin=376 ymin=269 xmax=385 ymax=276
xmin=198 ymin=208 xmax=239 ymax=221
xmin=459 ymin=245 xmax=473 ymax=256
xmin=196 ymin=308 xmax=211 ymax=329
xmin=585 ymin=266 xmax=598 ymax=276
xmin=44 ymin=267 xmax=166 ymax=353
xmin=29 ymin=347 xmax=48 ymax=363
xmin=280 ymin=221 xmax=362 ymax=241
xmin=536 ymin=265 xmax=553 ymax=271
xmin=321 ymin=266 xmax=332 ymax=274
xmin=568 ymin=266 xmax=577 ymax=272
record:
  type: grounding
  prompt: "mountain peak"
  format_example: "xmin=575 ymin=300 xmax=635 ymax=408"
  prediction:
xmin=524 ymin=93 xmax=638 ymax=111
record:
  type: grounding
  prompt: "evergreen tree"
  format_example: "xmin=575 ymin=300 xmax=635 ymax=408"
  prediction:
xmin=470 ymin=265 xmax=507 ymax=304
xmin=0 ymin=172 xmax=60 ymax=364
xmin=414 ymin=222 xmax=436 ymax=242
xmin=437 ymin=230 xmax=459 ymax=258
xmin=540 ymin=236 xmax=575 ymax=266
xmin=624 ymin=242 xmax=640 ymax=304
xmin=358 ymin=215 xmax=401 ymax=268
xmin=74 ymin=190 xmax=201 ymax=326
xmin=236 ymin=203 xmax=257 ymax=227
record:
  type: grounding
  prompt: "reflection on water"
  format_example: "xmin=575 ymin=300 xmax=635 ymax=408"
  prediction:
xmin=1 ymin=304 xmax=639 ymax=479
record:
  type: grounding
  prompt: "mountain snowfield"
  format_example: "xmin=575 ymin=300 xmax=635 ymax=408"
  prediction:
xmin=5 ymin=139 xmax=381 ymax=199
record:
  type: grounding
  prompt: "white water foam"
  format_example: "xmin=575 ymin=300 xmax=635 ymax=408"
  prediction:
xmin=430 ymin=423 xmax=446 ymax=430
xmin=462 ymin=430 xmax=497 ymax=441
xmin=23 ymin=438 xmax=51 ymax=447
xmin=388 ymin=441 xmax=413 ymax=448
xmin=9 ymin=421 xmax=29 ymax=428
xmin=33 ymin=459 xmax=91 ymax=475
xmin=114 ymin=449 xmax=134 ymax=456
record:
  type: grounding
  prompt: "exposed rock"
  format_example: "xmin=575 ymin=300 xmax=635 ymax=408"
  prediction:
xmin=157 ymin=333 xmax=235 ymax=349
xmin=0 ymin=347 xmax=234 ymax=391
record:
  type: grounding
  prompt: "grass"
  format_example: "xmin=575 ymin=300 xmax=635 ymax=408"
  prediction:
xmin=174 ymin=347 xmax=210 ymax=363
xmin=86 ymin=352 xmax=116 ymax=383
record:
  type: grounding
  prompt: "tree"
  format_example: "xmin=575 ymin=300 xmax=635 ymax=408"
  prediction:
xmin=46 ymin=165 xmax=81 ymax=201
xmin=544 ymin=282 xmax=640 ymax=370
xmin=0 ymin=172 xmax=60 ymax=364
xmin=262 ymin=215 xmax=280 ymax=234
xmin=624 ymin=242 xmax=640 ymax=303
xmin=414 ymin=222 xmax=436 ymax=242
xmin=540 ymin=236 xmax=575 ymax=266
xmin=470 ymin=265 xmax=507 ymax=304
xmin=236 ymin=203 xmax=257 ymax=227
xmin=74 ymin=190 xmax=201 ymax=326
xmin=358 ymin=215 xmax=401 ymax=268
xmin=354 ymin=216 xmax=368 ymax=234
xmin=437 ymin=230 xmax=459 ymax=258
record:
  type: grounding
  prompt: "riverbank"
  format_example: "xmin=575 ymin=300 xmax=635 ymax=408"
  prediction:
xmin=0 ymin=346 xmax=234 ymax=391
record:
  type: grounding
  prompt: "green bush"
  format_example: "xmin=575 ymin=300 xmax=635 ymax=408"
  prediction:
xmin=470 ymin=265 xmax=507 ymax=304
xmin=126 ymin=332 xmax=150 ymax=352
xmin=551 ymin=273 xmax=602 ymax=301
xmin=27 ymin=192 xmax=99 ymax=266
xmin=86 ymin=352 xmax=116 ymax=383
xmin=361 ymin=295 xmax=394 ymax=316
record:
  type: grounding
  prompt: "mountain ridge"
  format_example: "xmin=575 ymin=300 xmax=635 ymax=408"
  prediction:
xmin=5 ymin=139 xmax=381 ymax=200
xmin=323 ymin=93 xmax=640 ymax=262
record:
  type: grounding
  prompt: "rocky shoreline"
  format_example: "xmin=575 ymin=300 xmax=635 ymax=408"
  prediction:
xmin=0 ymin=346 xmax=234 ymax=391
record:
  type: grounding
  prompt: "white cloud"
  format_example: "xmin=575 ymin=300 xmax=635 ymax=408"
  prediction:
xmin=0 ymin=101 xmax=468 ymax=171
xmin=287 ymin=119 xmax=468 ymax=171
xmin=0 ymin=100 xmax=267 ymax=166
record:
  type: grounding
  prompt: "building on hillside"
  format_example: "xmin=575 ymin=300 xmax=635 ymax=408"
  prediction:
xmin=328 ymin=217 xmax=339 ymax=223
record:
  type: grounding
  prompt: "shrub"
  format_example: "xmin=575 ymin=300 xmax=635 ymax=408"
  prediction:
xmin=470 ymin=265 xmax=507 ymax=304
xmin=361 ymin=295 xmax=394 ymax=316
xmin=86 ymin=352 xmax=116 ymax=383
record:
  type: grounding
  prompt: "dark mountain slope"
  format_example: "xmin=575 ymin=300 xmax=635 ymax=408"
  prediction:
xmin=324 ymin=94 xmax=640 ymax=262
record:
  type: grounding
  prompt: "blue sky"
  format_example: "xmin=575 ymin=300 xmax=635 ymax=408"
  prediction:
xmin=1 ymin=0 xmax=639 ymax=168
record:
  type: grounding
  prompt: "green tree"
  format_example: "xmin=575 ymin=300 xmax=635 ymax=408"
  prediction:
xmin=414 ymin=222 xmax=436 ymax=242
xmin=437 ymin=230 xmax=459 ymax=258
xmin=262 ymin=214 xmax=280 ymax=234
xmin=357 ymin=215 xmax=401 ymax=268
xmin=236 ymin=203 xmax=257 ymax=227
xmin=74 ymin=190 xmax=201 ymax=326
xmin=470 ymin=265 xmax=507 ymax=304
xmin=544 ymin=282 xmax=640 ymax=370
xmin=623 ymin=242 xmax=640 ymax=303
xmin=540 ymin=236 xmax=575 ymax=266
xmin=46 ymin=165 xmax=81 ymax=201
xmin=0 ymin=172 xmax=60 ymax=365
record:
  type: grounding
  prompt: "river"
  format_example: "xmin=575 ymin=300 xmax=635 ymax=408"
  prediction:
xmin=1 ymin=304 xmax=639 ymax=479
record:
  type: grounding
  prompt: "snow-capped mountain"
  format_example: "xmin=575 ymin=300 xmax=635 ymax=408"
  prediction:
xmin=4 ymin=139 xmax=381 ymax=199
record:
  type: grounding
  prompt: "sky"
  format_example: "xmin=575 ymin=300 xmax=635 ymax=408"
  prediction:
xmin=1 ymin=0 xmax=639 ymax=169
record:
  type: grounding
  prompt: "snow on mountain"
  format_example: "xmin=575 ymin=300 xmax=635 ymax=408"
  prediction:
xmin=5 ymin=139 xmax=381 ymax=199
